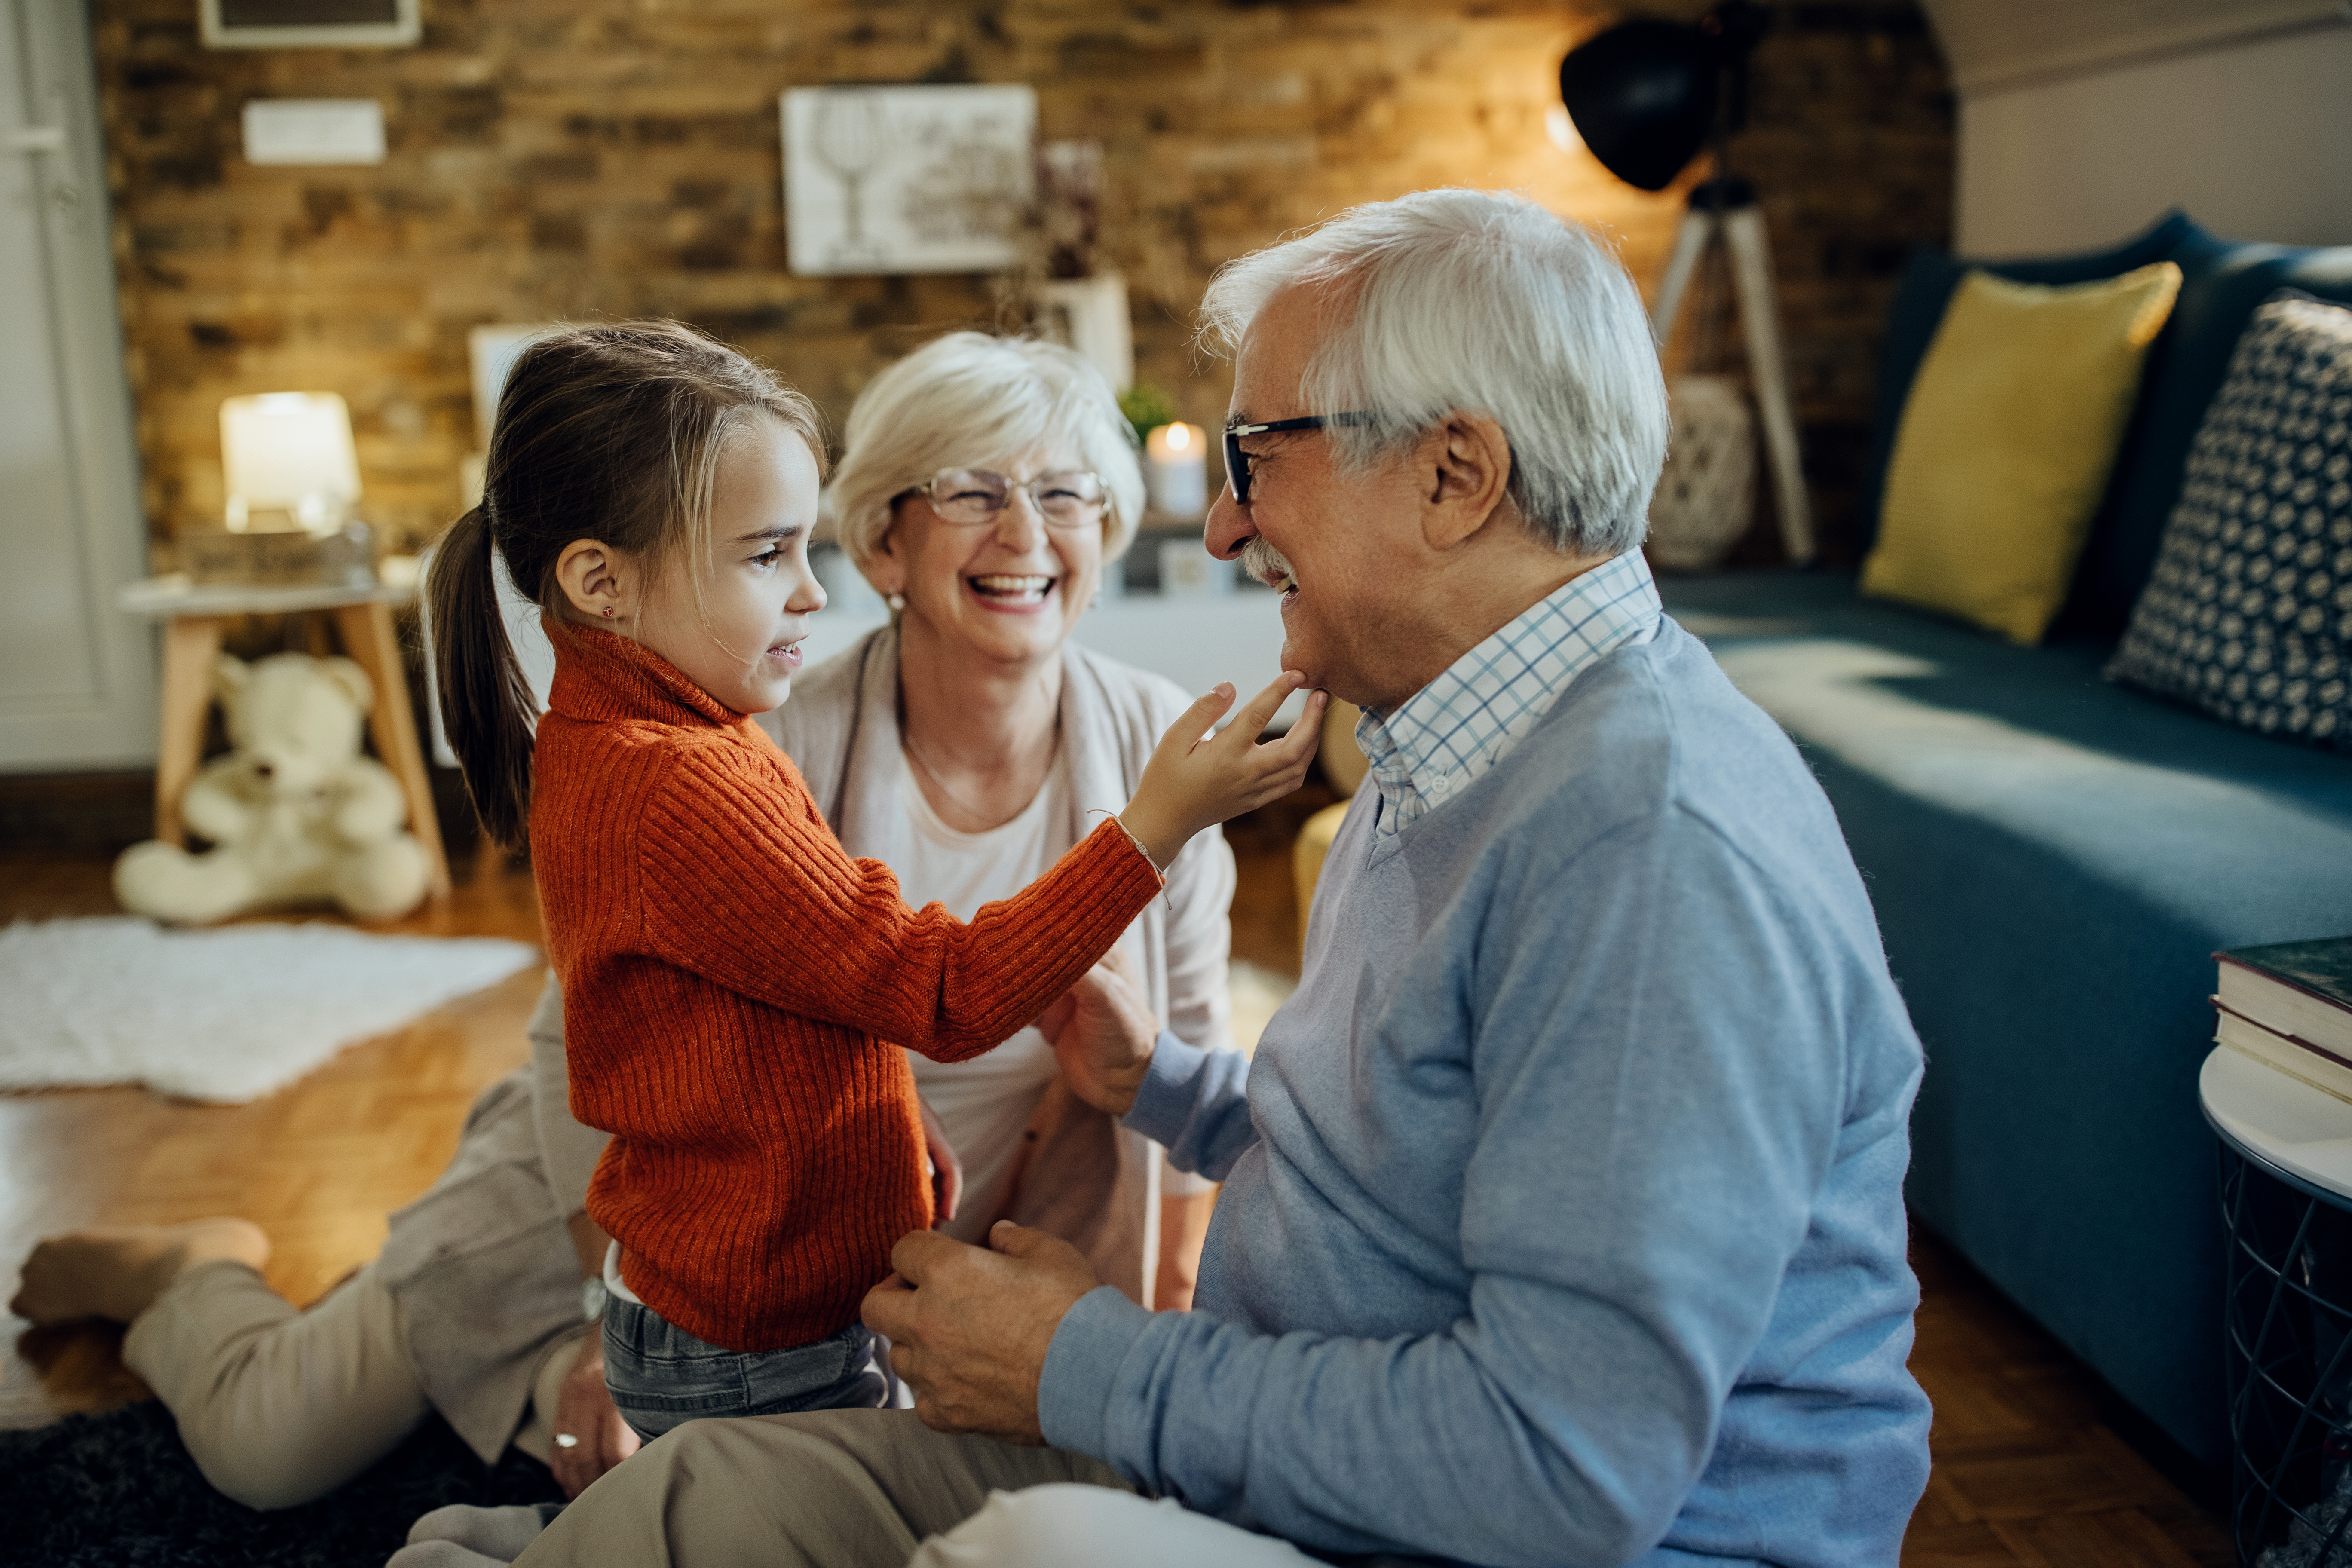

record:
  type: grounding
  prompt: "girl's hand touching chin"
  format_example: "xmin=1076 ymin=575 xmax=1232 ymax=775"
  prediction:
xmin=1118 ymin=674 xmax=1325 ymax=869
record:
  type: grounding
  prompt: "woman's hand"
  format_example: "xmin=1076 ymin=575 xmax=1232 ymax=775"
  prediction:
xmin=1039 ymin=951 xmax=1160 ymax=1117
xmin=1118 ymin=674 xmax=1325 ymax=869
xmin=548 ymin=1333 xmax=639 ymax=1499
xmin=919 ymin=1096 xmax=963 ymax=1225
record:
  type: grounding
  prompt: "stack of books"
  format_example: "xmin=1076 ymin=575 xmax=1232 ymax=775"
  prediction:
xmin=2215 ymin=938 xmax=2352 ymax=1104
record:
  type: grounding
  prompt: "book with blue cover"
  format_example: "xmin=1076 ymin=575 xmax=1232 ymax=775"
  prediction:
xmin=2215 ymin=937 xmax=2352 ymax=1066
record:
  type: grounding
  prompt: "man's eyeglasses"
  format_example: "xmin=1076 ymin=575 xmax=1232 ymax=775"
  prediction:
xmin=897 ymin=469 xmax=1108 ymax=530
xmin=1222 ymin=412 xmax=1374 ymax=506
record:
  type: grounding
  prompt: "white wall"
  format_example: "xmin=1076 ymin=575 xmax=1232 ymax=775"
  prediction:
xmin=0 ymin=0 xmax=158 ymax=770
xmin=1953 ymin=23 xmax=2352 ymax=256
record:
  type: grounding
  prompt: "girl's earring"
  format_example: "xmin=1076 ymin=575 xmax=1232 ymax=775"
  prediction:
xmin=603 ymin=606 xmax=616 ymax=618
xmin=886 ymin=593 xmax=906 ymax=614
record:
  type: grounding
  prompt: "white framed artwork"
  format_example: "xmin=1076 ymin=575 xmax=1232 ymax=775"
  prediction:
xmin=201 ymin=0 xmax=420 ymax=50
xmin=466 ymin=323 xmax=564 ymax=449
xmin=780 ymin=85 xmax=1037 ymax=277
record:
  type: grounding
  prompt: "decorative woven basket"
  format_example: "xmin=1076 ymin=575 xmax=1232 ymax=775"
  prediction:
xmin=1645 ymin=374 xmax=1757 ymax=572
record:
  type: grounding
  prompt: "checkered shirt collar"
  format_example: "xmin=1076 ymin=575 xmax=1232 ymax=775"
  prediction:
xmin=1355 ymin=549 xmax=1661 ymax=838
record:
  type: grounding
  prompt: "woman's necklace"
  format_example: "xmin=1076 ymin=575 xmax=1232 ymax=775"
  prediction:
xmin=903 ymin=720 xmax=1057 ymax=830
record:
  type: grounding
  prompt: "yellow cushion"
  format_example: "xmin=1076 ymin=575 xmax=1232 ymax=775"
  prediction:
xmin=1320 ymin=697 xmax=1368 ymax=797
xmin=1291 ymin=800 xmax=1352 ymax=963
xmin=1861 ymin=262 xmax=2181 ymax=645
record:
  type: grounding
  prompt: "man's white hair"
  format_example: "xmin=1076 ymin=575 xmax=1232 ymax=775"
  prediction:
xmin=1199 ymin=188 xmax=1668 ymax=557
xmin=828 ymin=332 xmax=1145 ymax=580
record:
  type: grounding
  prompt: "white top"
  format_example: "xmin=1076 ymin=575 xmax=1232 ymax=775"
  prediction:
xmin=603 ymin=1237 xmax=642 ymax=1305
xmin=870 ymin=743 xmax=1073 ymax=1243
xmin=2202 ymin=1044 xmax=2352 ymax=1201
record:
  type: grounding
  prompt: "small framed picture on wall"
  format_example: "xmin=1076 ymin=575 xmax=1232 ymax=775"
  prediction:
xmin=781 ymin=84 xmax=1037 ymax=277
xmin=200 ymin=0 xmax=421 ymax=50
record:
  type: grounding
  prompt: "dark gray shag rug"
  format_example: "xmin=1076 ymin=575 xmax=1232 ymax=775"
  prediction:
xmin=0 ymin=1399 xmax=564 ymax=1567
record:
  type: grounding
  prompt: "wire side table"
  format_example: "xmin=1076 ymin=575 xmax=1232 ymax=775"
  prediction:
xmin=2204 ymin=1047 xmax=2352 ymax=1567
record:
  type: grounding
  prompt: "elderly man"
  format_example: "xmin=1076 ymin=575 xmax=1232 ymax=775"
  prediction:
xmin=505 ymin=188 xmax=1930 ymax=1568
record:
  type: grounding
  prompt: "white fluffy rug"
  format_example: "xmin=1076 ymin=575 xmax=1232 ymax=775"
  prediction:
xmin=0 ymin=916 xmax=539 ymax=1102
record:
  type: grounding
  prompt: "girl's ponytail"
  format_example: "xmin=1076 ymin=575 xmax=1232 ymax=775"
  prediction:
xmin=425 ymin=320 xmax=824 ymax=851
xmin=426 ymin=505 xmax=537 ymax=849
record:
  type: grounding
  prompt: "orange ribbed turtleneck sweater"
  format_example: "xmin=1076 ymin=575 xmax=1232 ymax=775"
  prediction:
xmin=531 ymin=624 xmax=1163 ymax=1353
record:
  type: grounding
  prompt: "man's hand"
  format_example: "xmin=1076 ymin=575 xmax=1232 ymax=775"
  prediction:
xmin=1038 ymin=950 xmax=1160 ymax=1117
xmin=861 ymin=1222 xmax=1103 ymax=1445
xmin=548 ymin=1333 xmax=639 ymax=1499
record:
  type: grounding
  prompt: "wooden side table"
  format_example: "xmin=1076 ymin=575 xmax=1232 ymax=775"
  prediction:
xmin=116 ymin=574 xmax=452 ymax=900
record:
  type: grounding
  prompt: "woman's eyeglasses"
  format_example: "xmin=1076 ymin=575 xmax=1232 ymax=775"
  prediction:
xmin=1222 ymin=412 xmax=1374 ymax=506
xmin=898 ymin=469 xmax=1107 ymax=530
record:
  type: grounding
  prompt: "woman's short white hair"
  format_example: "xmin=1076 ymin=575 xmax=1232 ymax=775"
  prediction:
xmin=829 ymin=332 xmax=1145 ymax=579
xmin=1199 ymin=188 xmax=1668 ymax=557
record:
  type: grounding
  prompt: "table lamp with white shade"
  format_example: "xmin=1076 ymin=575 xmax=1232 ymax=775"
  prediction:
xmin=219 ymin=391 xmax=362 ymax=535
xmin=193 ymin=391 xmax=373 ymax=588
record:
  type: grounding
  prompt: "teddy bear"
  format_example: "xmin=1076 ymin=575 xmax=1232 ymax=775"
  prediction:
xmin=114 ymin=652 xmax=432 ymax=924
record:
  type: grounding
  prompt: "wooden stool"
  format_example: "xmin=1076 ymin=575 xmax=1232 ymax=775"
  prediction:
xmin=117 ymin=575 xmax=453 ymax=900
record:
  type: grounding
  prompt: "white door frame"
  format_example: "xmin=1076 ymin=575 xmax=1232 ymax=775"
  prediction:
xmin=0 ymin=0 xmax=155 ymax=772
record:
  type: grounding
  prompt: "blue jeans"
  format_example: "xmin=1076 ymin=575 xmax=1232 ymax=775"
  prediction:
xmin=600 ymin=1298 xmax=890 ymax=1442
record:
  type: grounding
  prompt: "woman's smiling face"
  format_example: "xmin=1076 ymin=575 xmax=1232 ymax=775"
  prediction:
xmin=876 ymin=448 xmax=1105 ymax=670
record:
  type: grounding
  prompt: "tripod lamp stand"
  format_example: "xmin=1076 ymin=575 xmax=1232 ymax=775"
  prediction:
xmin=1561 ymin=1 xmax=1815 ymax=565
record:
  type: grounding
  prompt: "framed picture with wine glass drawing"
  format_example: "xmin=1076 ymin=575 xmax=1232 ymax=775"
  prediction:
xmin=780 ymin=84 xmax=1038 ymax=277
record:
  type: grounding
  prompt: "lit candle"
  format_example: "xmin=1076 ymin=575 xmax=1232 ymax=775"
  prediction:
xmin=1145 ymin=422 xmax=1207 ymax=518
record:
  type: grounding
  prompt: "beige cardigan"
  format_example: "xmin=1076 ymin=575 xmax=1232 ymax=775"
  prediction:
xmin=764 ymin=625 xmax=1237 ymax=1306
xmin=377 ymin=627 xmax=1233 ymax=1460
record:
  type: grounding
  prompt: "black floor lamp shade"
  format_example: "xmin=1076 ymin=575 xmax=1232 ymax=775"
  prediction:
xmin=1560 ymin=1 xmax=1771 ymax=194
xmin=1558 ymin=18 xmax=1718 ymax=193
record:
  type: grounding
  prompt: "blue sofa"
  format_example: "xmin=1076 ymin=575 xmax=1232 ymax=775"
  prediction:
xmin=1656 ymin=217 xmax=2352 ymax=1468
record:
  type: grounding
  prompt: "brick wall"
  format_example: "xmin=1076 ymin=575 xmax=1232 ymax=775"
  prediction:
xmin=1719 ymin=0 xmax=1954 ymax=561
xmin=92 ymin=0 xmax=1949 ymax=567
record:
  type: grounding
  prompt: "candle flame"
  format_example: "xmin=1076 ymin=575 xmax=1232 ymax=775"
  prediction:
xmin=1166 ymin=423 xmax=1191 ymax=452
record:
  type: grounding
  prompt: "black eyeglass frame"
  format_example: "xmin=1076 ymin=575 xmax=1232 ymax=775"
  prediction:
xmin=1222 ymin=412 xmax=1375 ymax=506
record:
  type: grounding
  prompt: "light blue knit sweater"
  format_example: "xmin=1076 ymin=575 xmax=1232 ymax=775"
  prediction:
xmin=1038 ymin=619 xmax=1932 ymax=1567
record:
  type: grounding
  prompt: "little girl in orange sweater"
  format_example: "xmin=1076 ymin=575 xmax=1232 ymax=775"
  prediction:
xmin=426 ymin=322 xmax=1320 ymax=1439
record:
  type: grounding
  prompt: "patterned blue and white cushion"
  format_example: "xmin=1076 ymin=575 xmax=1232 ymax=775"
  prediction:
xmin=2108 ymin=291 xmax=2352 ymax=750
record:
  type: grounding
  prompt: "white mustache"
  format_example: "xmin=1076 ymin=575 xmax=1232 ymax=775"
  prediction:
xmin=1240 ymin=538 xmax=1296 ymax=588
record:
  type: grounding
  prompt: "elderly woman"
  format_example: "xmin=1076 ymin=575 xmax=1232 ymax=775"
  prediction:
xmin=774 ymin=331 xmax=1231 ymax=1307
xmin=10 ymin=331 xmax=1227 ymax=1526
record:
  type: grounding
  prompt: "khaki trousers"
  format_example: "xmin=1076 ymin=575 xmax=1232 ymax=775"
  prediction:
xmin=122 ymin=1258 xmax=581 ymax=1510
xmin=509 ymin=1409 xmax=1317 ymax=1568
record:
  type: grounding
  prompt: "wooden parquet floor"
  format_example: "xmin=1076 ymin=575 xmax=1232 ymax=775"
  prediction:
xmin=0 ymin=857 xmax=547 ymax=1430
xmin=0 ymin=836 xmax=2232 ymax=1564
xmin=1903 ymin=1237 xmax=2230 ymax=1567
